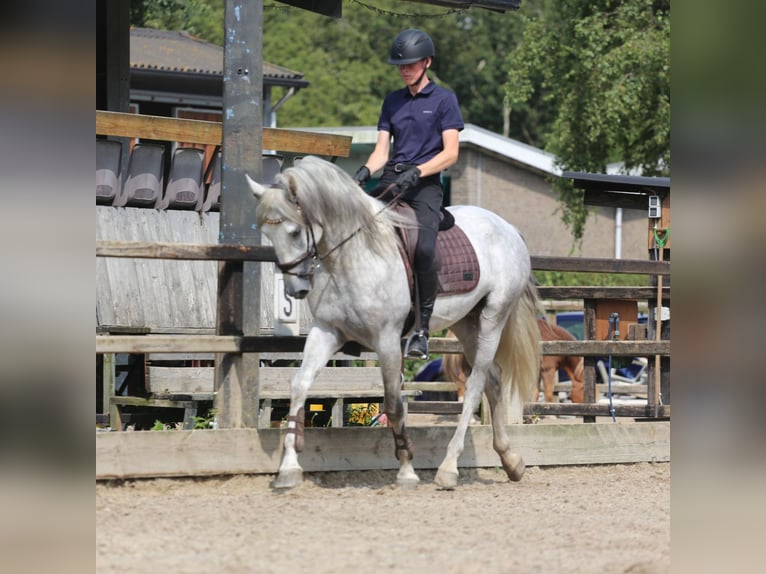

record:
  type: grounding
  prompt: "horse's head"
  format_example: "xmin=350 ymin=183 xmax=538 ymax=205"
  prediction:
xmin=248 ymin=173 xmax=318 ymax=299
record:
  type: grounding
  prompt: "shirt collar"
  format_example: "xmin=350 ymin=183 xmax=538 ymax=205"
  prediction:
xmin=407 ymin=80 xmax=435 ymax=99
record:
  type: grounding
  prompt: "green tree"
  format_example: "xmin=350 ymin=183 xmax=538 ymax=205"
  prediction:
xmin=427 ymin=4 xmax=549 ymax=140
xmin=506 ymin=0 xmax=670 ymax=242
xmin=129 ymin=1 xmax=544 ymax=141
xmin=131 ymin=0 xmax=224 ymax=44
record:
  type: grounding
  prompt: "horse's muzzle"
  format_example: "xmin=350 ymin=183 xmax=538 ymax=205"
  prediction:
xmin=291 ymin=289 xmax=309 ymax=300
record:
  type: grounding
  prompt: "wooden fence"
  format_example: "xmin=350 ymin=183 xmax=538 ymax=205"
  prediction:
xmin=97 ymin=238 xmax=670 ymax=422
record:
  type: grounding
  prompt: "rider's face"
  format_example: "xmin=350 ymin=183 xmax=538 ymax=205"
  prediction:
xmin=397 ymin=58 xmax=430 ymax=87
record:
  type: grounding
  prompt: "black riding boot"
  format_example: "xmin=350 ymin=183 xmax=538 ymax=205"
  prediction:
xmin=405 ymin=270 xmax=438 ymax=360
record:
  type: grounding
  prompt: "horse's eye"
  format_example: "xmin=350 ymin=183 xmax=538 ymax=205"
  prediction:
xmin=288 ymin=226 xmax=302 ymax=238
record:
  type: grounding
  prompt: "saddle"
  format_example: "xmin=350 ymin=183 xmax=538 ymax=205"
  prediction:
xmin=392 ymin=201 xmax=480 ymax=301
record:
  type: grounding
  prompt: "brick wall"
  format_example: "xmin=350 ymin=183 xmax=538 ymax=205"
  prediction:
xmin=451 ymin=148 xmax=648 ymax=259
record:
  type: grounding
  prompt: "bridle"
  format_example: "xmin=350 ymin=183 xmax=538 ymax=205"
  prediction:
xmin=265 ymin=208 xmax=319 ymax=280
xmin=270 ymin=184 xmax=402 ymax=280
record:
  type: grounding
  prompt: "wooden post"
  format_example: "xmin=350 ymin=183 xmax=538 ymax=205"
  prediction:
xmin=582 ymin=300 xmax=598 ymax=423
xmin=101 ymin=352 xmax=114 ymax=416
xmin=215 ymin=0 xmax=264 ymax=428
xmin=647 ymin=192 xmax=670 ymax=416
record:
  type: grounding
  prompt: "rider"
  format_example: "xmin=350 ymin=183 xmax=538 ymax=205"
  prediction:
xmin=353 ymin=29 xmax=464 ymax=360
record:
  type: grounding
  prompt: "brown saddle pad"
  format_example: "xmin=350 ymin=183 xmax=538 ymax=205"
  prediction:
xmin=435 ymin=224 xmax=480 ymax=294
xmin=393 ymin=202 xmax=480 ymax=297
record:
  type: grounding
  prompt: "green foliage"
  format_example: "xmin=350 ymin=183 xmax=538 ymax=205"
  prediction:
xmin=193 ymin=408 xmax=217 ymax=429
xmin=131 ymin=0 xmax=225 ymax=44
xmin=151 ymin=419 xmax=169 ymax=431
xmin=506 ymin=0 xmax=670 ymax=241
xmin=533 ymin=270 xmax=648 ymax=287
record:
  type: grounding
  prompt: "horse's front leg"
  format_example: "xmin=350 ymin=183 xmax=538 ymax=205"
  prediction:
xmin=273 ymin=326 xmax=341 ymax=490
xmin=378 ymin=338 xmax=419 ymax=487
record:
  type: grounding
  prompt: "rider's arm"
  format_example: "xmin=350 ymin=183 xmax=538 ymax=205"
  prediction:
xmin=414 ymin=128 xmax=460 ymax=178
xmin=363 ymin=130 xmax=392 ymax=175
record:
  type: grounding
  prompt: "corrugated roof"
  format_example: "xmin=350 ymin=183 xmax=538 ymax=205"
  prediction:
xmin=130 ymin=27 xmax=306 ymax=84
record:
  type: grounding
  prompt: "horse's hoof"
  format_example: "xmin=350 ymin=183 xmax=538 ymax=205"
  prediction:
xmin=434 ymin=469 xmax=459 ymax=490
xmin=396 ymin=474 xmax=420 ymax=489
xmin=273 ymin=468 xmax=303 ymax=490
xmin=501 ymin=453 xmax=525 ymax=482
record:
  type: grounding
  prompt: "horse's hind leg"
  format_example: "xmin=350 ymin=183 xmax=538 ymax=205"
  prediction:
xmin=434 ymin=364 xmax=486 ymax=489
xmin=541 ymin=362 xmax=556 ymax=403
xmin=483 ymin=365 xmax=525 ymax=481
xmin=434 ymin=317 xmax=498 ymax=489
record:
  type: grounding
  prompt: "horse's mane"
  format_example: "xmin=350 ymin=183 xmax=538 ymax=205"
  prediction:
xmin=257 ymin=156 xmax=405 ymax=259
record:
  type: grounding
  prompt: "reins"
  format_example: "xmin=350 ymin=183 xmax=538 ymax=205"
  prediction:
xmin=277 ymin=184 xmax=403 ymax=278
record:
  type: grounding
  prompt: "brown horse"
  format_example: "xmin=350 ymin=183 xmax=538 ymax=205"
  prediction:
xmin=443 ymin=319 xmax=585 ymax=403
xmin=537 ymin=319 xmax=585 ymax=403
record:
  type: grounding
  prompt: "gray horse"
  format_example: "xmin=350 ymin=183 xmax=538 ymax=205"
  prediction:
xmin=248 ymin=156 xmax=540 ymax=489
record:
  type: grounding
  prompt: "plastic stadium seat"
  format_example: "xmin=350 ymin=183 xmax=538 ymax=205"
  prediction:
xmin=201 ymin=150 xmax=222 ymax=213
xmin=261 ymin=154 xmax=284 ymax=185
xmin=202 ymin=153 xmax=283 ymax=213
xmin=157 ymin=147 xmax=205 ymax=210
xmin=113 ymin=143 xmax=165 ymax=208
xmin=96 ymin=139 xmax=123 ymax=205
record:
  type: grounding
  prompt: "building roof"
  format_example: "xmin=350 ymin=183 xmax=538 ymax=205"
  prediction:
xmin=130 ymin=27 xmax=308 ymax=88
xmin=303 ymin=124 xmax=560 ymax=176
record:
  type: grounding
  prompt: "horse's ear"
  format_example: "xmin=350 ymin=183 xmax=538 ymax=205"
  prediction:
xmin=246 ymin=174 xmax=266 ymax=199
xmin=285 ymin=173 xmax=299 ymax=201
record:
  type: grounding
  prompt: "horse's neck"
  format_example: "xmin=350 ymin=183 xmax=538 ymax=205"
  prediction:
xmin=320 ymin=222 xmax=398 ymax=275
xmin=538 ymin=319 xmax=575 ymax=342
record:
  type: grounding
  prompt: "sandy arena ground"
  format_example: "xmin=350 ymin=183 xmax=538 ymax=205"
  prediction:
xmin=96 ymin=460 xmax=670 ymax=574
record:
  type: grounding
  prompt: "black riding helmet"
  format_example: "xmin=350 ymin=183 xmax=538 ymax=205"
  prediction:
xmin=388 ymin=29 xmax=435 ymax=65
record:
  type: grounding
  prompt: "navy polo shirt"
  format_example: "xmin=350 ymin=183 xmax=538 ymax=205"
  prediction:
xmin=377 ymin=81 xmax=464 ymax=166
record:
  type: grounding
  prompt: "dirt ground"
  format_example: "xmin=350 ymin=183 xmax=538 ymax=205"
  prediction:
xmin=96 ymin=460 xmax=670 ymax=574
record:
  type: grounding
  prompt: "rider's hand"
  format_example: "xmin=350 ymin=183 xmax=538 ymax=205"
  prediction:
xmin=353 ymin=165 xmax=370 ymax=187
xmin=396 ymin=166 xmax=421 ymax=190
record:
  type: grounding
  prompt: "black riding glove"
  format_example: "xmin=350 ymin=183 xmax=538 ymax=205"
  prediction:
xmin=353 ymin=165 xmax=371 ymax=187
xmin=396 ymin=166 xmax=421 ymax=190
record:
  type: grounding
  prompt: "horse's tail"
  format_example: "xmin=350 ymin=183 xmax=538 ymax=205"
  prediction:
xmin=573 ymin=355 xmax=585 ymax=383
xmin=496 ymin=279 xmax=541 ymax=408
xmin=442 ymin=350 xmax=471 ymax=401
xmin=567 ymin=356 xmax=586 ymax=403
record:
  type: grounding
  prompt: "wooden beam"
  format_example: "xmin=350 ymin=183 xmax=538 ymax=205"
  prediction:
xmin=541 ymin=340 xmax=669 ymax=356
xmin=95 ymin=243 xmax=671 ymax=302
xmin=531 ymin=256 xmax=669 ymax=276
xmin=407 ymin=401 xmax=464 ymax=415
xmin=96 ymin=334 xmax=668 ymax=357
xmin=96 ymin=110 xmax=352 ymax=157
xmin=213 ymin=0 xmax=266 ymax=429
xmin=96 ymin=421 xmax=670 ymax=479
xmin=96 ymin=240 xmax=277 ymax=262
xmin=538 ymin=286 xmax=670 ymax=301
xmin=525 ymin=402 xmax=670 ymax=418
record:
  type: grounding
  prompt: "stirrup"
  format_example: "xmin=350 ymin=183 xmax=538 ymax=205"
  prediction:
xmin=404 ymin=330 xmax=429 ymax=360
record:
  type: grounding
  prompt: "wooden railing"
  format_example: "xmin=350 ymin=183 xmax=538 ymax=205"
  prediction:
xmin=97 ymin=110 xmax=352 ymax=157
xmin=96 ymin=238 xmax=670 ymax=420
